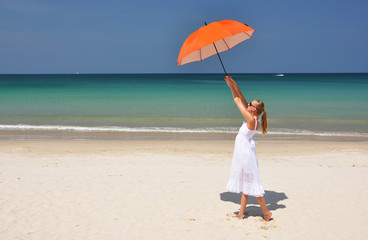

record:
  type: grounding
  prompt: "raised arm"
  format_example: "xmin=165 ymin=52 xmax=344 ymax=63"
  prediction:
xmin=225 ymin=76 xmax=248 ymax=107
xmin=225 ymin=76 xmax=255 ymax=125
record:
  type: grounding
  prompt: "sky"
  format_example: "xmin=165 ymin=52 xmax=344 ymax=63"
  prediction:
xmin=1 ymin=0 xmax=368 ymax=74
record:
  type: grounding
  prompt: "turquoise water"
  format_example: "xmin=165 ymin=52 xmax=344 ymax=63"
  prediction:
xmin=0 ymin=73 xmax=367 ymax=136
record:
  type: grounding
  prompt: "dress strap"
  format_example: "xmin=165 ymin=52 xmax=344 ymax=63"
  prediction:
xmin=253 ymin=117 xmax=258 ymax=130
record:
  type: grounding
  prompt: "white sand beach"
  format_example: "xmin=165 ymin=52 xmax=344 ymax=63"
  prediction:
xmin=0 ymin=138 xmax=367 ymax=239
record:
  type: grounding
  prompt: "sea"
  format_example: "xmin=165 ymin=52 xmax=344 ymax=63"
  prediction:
xmin=0 ymin=73 xmax=367 ymax=140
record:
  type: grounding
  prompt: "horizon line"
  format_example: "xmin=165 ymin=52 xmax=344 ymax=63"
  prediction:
xmin=1 ymin=72 xmax=368 ymax=75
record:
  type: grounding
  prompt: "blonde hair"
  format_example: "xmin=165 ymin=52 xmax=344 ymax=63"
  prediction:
xmin=253 ymin=99 xmax=268 ymax=135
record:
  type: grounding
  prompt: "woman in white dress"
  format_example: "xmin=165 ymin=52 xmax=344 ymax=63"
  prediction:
xmin=225 ymin=76 xmax=272 ymax=221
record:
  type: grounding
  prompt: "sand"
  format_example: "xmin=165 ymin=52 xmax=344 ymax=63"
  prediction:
xmin=0 ymin=138 xmax=367 ymax=239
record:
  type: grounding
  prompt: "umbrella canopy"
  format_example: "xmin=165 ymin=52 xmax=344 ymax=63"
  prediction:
xmin=177 ymin=20 xmax=255 ymax=74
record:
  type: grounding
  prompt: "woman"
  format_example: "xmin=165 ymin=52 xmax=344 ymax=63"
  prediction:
xmin=224 ymin=76 xmax=272 ymax=221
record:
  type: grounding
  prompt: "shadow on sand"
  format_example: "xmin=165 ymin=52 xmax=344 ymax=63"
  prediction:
xmin=220 ymin=190 xmax=287 ymax=218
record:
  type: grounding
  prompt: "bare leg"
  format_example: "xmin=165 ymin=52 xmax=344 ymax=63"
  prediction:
xmin=256 ymin=197 xmax=272 ymax=221
xmin=235 ymin=193 xmax=248 ymax=219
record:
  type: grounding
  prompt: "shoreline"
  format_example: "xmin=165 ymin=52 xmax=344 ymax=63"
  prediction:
xmin=0 ymin=130 xmax=367 ymax=142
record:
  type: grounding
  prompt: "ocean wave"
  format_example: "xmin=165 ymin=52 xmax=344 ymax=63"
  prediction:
xmin=266 ymin=128 xmax=367 ymax=137
xmin=0 ymin=124 xmax=238 ymax=134
xmin=0 ymin=124 xmax=366 ymax=137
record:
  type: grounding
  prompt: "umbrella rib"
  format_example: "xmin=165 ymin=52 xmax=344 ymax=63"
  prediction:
xmin=221 ymin=38 xmax=231 ymax=51
xmin=243 ymin=32 xmax=252 ymax=39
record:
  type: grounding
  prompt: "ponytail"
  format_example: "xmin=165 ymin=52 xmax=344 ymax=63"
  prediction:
xmin=254 ymin=99 xmax=268 ymax=135
xmin=261 ymin=110 xmax=268 ymax=135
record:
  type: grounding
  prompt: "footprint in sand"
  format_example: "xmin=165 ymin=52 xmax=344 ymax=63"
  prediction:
xmin=260 ymin=223 xmax=277 ymax=230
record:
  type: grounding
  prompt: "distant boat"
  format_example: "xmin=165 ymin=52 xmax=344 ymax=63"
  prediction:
xmin=276 ymin=73 xmax=284 ymax=77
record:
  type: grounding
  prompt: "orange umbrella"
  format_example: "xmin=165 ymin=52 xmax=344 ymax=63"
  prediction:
xmin=177 ymin=20 xmax=255 ymax=75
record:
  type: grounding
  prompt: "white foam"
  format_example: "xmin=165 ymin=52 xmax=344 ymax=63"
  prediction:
xmin=0 ymin=124 xmax=366 ymax=137
xmin=265 ymin=128 xmax=367 ymax=137
xmin=0 ymin=124 xmax=237 ymax=134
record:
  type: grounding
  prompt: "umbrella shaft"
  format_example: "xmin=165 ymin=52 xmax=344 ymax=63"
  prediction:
xmin=204 ymin=21 xmax=227 ymax=76
xmin=212 ymin=42 xmax=228 ymax=76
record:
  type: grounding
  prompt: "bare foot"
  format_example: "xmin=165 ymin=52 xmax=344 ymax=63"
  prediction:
xmin=264 ymin=211 xmax=272 ymax=221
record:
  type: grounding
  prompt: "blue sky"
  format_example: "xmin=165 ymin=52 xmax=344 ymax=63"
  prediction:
xmin=1 ymin=0 xmax=367 ymax=74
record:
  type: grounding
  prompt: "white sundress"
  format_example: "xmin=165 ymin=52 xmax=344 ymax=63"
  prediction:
xmin=226 ymin=117 xmax=265 ymax=197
